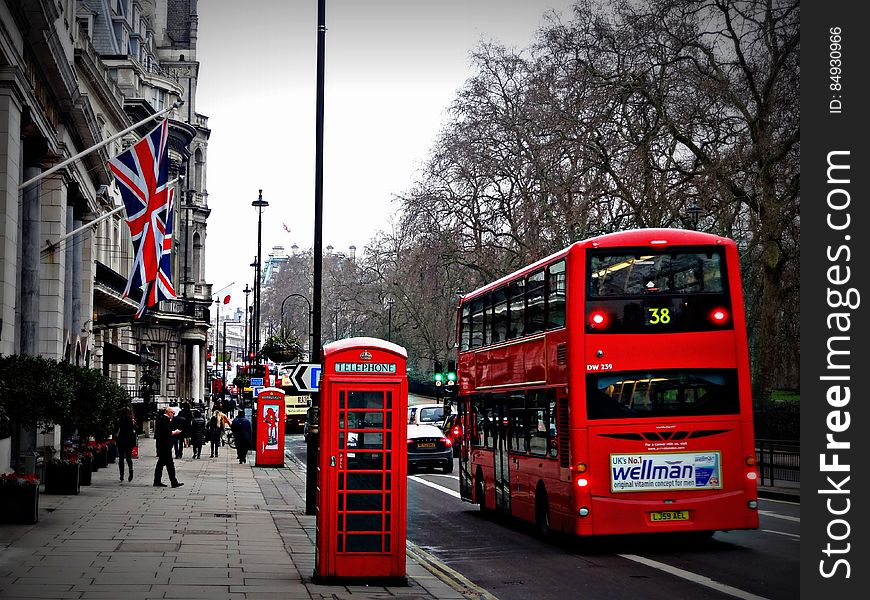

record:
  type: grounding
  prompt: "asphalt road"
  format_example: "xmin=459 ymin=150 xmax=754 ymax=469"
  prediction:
xmin=285 ymin=432 xmax=799 ymax=600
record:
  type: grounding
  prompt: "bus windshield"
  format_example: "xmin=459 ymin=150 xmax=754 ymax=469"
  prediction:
xmin=588 ymin=250 xmax=725 ymax=297
xmin=586 ymin=369 xmax=739 ymax=419
xmin=586 ymin=249 xmax=732 ymax=333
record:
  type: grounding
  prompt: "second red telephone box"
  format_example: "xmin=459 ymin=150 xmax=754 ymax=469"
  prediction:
xmin=314 ymin=337 xmax=408 ymax=585
xmin=255 ymin=387 xmax=285 ymax=466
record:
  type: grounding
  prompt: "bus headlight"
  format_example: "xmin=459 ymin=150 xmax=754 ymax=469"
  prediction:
xmin=578 ymin=507 xmax=590 ymax=517
xmin=748 ymin=500 xmax=758 ymax=510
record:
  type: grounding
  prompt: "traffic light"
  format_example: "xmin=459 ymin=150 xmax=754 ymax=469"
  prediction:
xmin=434 ymin=360 xmax=444 ymax=387
xmin=446 ymin=360 xmax=456 ymax=387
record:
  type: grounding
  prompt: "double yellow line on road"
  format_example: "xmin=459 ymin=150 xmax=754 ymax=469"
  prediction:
xmin=406 ymin=540 xmax=499 ymax=600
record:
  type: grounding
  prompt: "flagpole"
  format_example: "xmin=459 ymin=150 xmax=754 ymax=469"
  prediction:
xmin=41 ymin=175 xmax=184 ymax=255
xmin=18 ymin=101 xmax=183 ymax=191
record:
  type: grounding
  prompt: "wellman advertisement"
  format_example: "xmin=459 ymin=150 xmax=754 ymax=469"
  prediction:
xmin=610 ymin=451 xmax=722 ymax=492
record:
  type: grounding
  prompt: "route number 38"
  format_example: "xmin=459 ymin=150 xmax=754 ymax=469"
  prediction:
xmin=647 ymin=307 xmax=671 ymax=325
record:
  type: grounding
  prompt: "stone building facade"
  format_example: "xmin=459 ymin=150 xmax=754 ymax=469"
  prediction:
xmin=0 ymin=0 xmax=212 ymax=470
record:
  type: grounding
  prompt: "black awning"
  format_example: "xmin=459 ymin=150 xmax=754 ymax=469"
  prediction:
xmin=103 ymin=342 xmax=158 ymax=367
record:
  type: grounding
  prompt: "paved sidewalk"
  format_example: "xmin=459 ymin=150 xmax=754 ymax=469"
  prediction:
xmin=0 ymin=443 xmax=466 ymax=600
xmin=0 ymin=441 xmax=799 ymax=599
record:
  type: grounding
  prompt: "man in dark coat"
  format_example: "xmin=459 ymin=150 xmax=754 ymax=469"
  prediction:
xmin=154 ymin=406 xmax=184 ymax=488
xmin=230 ymin=412 xmax=252 ymax=464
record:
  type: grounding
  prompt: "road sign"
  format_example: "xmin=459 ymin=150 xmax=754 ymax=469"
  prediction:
xmin=250 ymin=377 xmax=264 ymax=386
xmin=252 ymin=386 xmax=264 ymax=398
xmin=291 ymin=363 xmax=322 ymax=393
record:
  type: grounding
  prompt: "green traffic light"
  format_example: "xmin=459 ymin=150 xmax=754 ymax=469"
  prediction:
xmin=446 ymin=372 xmax=456 ymax=382
xmin=434 ymin=372 xmax=444 ymax=386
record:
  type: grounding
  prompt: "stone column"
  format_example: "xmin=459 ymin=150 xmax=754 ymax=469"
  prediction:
xmin=0 ymin=92 xmax=22 ymax=356
xmin=38 ymin=176 xmax=67 ymax=359
xmin=20 ymin=164 xmax=41 ymax=356
xmin=71 ymin=217 xmax=83 ymax=360
xmin=191 ymin=343 xmax=200 ymax=403
xmin=64 ymin=206 xmax=73 ymax=351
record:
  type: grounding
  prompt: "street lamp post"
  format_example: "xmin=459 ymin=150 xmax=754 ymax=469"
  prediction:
xmin=243 ymin=284 xmax=251 ymax=367
xmin=222 ymin=320 xmax=228 ymax=406
xmin=252 ymin=190 xmax=269 ymax=364
xmin=281 ymin=293 xmax=313 ymax=358
xmin=385 ymin=297 xmax=395 ymax=342
xmin=308 ymin=0 xmax=327 ymax=516
xmin=252 ymin=190 xmax=268 ymax=454
xmin=686 ymin=203 xmax=704 ymax=230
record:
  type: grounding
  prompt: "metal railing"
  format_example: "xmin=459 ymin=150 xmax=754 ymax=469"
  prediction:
xmin=755 ymin=439 xmax=799 ymax=486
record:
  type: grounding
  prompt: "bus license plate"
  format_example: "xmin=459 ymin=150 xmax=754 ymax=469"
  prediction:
xmin=650 ymin=510 xmax=689 ymax=522
xmin=417 ymin=442 xmax=436 ymax=449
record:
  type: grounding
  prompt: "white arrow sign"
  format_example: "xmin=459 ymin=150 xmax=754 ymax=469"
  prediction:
xmin=291 ymin=363 xmax=321 ymax=393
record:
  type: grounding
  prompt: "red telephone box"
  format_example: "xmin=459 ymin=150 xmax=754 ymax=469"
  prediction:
xmin=314 ymin=337 xmax=408 ymax=585
xmin=255 ymin=387 xmax=285 ymax=467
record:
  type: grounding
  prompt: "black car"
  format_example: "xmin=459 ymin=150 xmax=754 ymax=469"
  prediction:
xmin=407 ymin=424 xmax=454 ymax=474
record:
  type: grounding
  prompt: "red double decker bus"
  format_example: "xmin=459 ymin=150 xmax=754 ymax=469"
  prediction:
xmin=455 ymin=228 xmax=759 ymax=537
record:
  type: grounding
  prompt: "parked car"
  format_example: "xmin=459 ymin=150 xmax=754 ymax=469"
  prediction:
xmin=442 ymin=413 xmax=462 ymax=457
xmin=408 ymin=403 xmax=446 ymax=428
xmin=407 ymin=423 xmax=454 ymax=474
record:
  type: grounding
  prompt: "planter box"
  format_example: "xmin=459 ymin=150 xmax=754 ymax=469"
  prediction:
xmin=79 ymin=457 xmax=93 ymax=486
xmin=0 ymin=485 xmax=39 ymax=524
xmin=94 ymin=448 xmax=108 ymax=469
xmin=44 ymin=463 xmax=81 ymax=495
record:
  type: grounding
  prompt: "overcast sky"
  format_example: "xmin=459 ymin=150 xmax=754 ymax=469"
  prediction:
xmin=197 ymin=0 xmax=576 ymax=305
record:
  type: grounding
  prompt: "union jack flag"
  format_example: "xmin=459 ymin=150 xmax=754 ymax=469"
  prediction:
xmin=108 ymin=118 xmax=176 ymax=318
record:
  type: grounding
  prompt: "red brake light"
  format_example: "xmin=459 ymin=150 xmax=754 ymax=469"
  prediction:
xmin=588 ymin=309 xmax=610 ymax=330
xmin=709 ymin=307 xmax=729 ymax=324
xmin=452 ymin=426 xmax=461 ymax=436
xmin=442 ymin=437 xmax=453 ymax=447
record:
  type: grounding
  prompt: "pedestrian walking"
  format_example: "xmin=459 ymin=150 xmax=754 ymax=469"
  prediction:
xmin=230 ymin=411 xmax=252 ymax=464
xmin=179 ymin=402 xmax=193 ymax=455
xmin=114 ymin=406 xmax=137 ymax=482
xmin=171 ymin=404 xmax=188 ymax=459
xmin=228 ymin=396 xmax=237 ymax=418
xmin=207 ymin=408 xmax=226 ymax=457
xmin=190 ymin=409 xmax=207 ymax=459
xmin=153 ymin=406 xmax=184 ymax=488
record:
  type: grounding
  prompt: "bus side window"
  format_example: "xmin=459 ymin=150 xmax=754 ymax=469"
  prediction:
xmin=547 ymin=260 xmax=566 ymax=329
xmin=508 ymin=280 xmax=524 ymax=339
xmin=492 ymin=287 xmax=508 ymax=343
xmin=460 ymin=305 xmax=471 ymax=351
xmin=528 ymin=390 xmax=548 ymax=457
xmin=525 ymin=271 xmax=546 ymax=334
xmin=548 ymin=392 xmax=558 ymax=458
xmin=509 ymin=392 xmax=527 ymax=453
xmin=483 ymin=395 xmax=496 ymax=449
xmin=470 ymin=298 xmax=485 ymax=348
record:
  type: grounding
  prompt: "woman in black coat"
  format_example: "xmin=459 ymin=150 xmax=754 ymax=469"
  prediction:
xmin=190 ymin=409 xmax=207 ymax=459
xmin=114 ymin=406 xmax=137 ymax=482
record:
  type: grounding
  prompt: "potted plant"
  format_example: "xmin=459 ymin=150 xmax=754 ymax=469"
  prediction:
xmin=44 ymin=451 xmax=81 ymax=495
xmin=261 ymin=331 xmax=304 ymax=364
xmin=0 ymin=354 xmax=73 ymax=473
xmin=78 ymin=450 xmax=93 ymax=486
xmin=93 ymin=441 xmax=109 ymax=469
xmin=0 ymin=472 xmax=40 ymax=524
xmin=106 ymin=439 xmax=116 ymax=464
